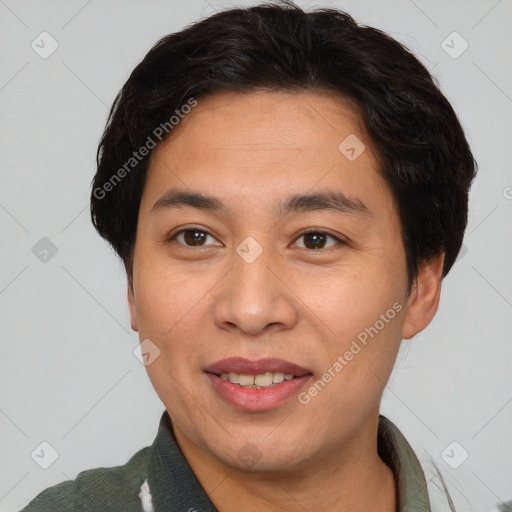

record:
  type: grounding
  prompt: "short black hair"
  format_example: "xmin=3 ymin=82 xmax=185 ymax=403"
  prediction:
xmin=90 ymin=0 xmax=477 ymax=290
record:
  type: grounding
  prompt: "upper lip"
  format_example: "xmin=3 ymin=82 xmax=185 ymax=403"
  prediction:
xmin=205 ymin=357 xmax=312 ymax=377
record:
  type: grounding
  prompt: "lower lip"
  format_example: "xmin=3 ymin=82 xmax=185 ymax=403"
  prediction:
xmin=206 ymin=373 xmax=312 ymax=412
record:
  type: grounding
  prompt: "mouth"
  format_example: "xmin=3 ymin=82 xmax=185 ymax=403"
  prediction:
xmin=215 ymin=371 xmax=299 ymax=389
xmin=204 ymin=357 xmax=313 ymax=411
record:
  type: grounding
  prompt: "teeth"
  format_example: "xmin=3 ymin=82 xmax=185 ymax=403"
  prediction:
xmin=254 ymin=372 xmax=273 ymax=387
xmin=238 ymin=374 xmax=255 ymax=386
xmin=219 ymin=371 xmax=297 ymax=388
xmin=228 ymin=372 xmax=239 ymax=384
xmin=272 ymin=372 xmax=285 ymax=384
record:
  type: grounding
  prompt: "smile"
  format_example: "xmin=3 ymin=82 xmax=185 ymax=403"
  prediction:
xmin=204 ymin=357 xmax=313 ymax=411
xmin=218 ymin=371 xmax=296 ymax=388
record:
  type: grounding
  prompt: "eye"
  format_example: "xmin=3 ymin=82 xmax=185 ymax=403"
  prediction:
xmin=169 ymin=228 xmax=221 ymax=247
xmin=168 ymin=227 xmax=345 ymax=250
xmin=293 ymin=230 xmax=345 ymax=250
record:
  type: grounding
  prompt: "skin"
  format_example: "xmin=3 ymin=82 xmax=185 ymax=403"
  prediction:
xmin=128 ymin=90 xmax=444 ymax=511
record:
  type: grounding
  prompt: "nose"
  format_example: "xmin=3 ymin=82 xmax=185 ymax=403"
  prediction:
xmin=212 ymin=243 xmax=299 ymax=336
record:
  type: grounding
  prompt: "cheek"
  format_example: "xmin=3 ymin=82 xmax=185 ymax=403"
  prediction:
xmin=300 ymin=266 xmax=406 ymax=401
xmin=132 ymin=263 xmax=217 ymax=379
xmin=133 ymin=272 xmax=206 ymax=395
xmin=133 ymin=262 xmax=204 ymax=332
xmin=134 ymin=280 xmax=172 ymax=337
xmin=303 ymin=264 xmax=405 ymax=339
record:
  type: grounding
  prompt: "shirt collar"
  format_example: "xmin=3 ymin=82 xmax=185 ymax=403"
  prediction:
xmin=378 ymin=414 xmax=432 ymax=511
xmin=146 ymin=411 xmax=217 ymax=511
xmin=146 ymin=410 xmax=431 ymax=511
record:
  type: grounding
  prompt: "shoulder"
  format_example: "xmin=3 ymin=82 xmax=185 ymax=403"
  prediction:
xmin=20 ymin=446 xmax=151 ymax=512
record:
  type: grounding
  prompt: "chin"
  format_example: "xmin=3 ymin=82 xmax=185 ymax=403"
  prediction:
xmin=210 ymin=431 xmax=314 ymax=473
xmin=221 ymin=447 xmax=306 ymax=474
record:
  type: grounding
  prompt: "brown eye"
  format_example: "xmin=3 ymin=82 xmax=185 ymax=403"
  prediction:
xmin=171 ymin=229 xmax=221 ymax=247
xmin=294 ymin=231 xmax=343 ymax=250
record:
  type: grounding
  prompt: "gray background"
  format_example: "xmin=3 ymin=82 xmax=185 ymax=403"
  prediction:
xmin=0 ymin=1 xmax=511 ymax=511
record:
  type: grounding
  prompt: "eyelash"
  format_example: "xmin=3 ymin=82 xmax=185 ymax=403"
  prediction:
xmin=167 ymin=226 xmax=346 ymax=251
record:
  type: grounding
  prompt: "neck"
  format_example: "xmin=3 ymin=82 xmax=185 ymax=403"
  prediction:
xmin=173 ymin=414 xmax=397 ymax=512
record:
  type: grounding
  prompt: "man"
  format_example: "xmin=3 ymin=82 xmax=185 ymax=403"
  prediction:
xmin=21 ymin=1 xmax=476 ymax=510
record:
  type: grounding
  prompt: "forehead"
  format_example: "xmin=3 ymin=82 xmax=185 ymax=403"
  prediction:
xmin=151 ymin=89 xmax=373 ymax=161
xmin=143 ymin=90 xmax=392 ymax=217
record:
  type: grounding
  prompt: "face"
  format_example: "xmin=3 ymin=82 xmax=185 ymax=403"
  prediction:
xmin=128 ymin=90 xmax=439 ymax=473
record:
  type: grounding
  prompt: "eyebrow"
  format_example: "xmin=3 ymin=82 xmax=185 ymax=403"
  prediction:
xmin=150 ymin=187 xmax=371 ymax=218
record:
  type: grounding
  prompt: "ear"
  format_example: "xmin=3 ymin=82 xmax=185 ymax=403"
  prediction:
xmin=127 ymin=281 xmax=139 ymax=332
xmin=402 ymin=252 xmax=445 ymax=340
